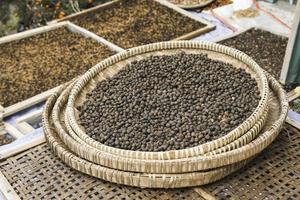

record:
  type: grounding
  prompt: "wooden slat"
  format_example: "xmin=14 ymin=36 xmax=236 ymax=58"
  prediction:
xmin=3 ymin=85 xmax=60 ymax=118
xmin=16 ymin=110 xmax=43 ymax=135
xmin=286 ymin=116 xmax=300 ymax=130
xmin=212 ymin=26 xmax=288 ymax=43
xmin=0 ymin=172 xmax=20 ymax=200
xmin=193 ymin=188 xmax=217 ymax=200
xmin=0 ymin=131 xmax=45 ymax=160
xmin=4 ymin=123 xmax=24 ymax=139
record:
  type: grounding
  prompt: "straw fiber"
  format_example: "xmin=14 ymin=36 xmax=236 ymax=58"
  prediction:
xmin=203 ymin=125 xmax=300 ymax=199
xmin=0 ymin=144 xmax=203 ymax=200
xmin=65 ymin=41 xmax=270 ymax=161
xmin=0 ymin=125 xmax=298 ymax=198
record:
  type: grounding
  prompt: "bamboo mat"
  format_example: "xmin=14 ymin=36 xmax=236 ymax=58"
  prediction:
xmin=0 ymin=124 xmax=299 ymax=199
xmin=202 ymin=125 xmax=300 ymax=199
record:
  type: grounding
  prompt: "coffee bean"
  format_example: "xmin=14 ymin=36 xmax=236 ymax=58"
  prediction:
xmin=79 ymin=53 xmax=260 ymax=151
xmin=0 ymin=27 xmax=114 ymax=107
xmin=219 ymin=28 xmax=287 ymax=81
xmin=71 ymin=0 xmax=206 ymax=49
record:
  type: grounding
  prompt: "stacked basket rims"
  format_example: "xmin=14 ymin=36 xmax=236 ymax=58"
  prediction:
xmin=43 ymin=41 xmax=288 ymax=188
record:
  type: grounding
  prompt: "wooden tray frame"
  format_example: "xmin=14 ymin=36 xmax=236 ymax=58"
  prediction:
xmin=50 ymin=0 xmax=215 ymax=42
xmin=15 ymin=109 xmax=43 ymax=135
xmin=0 ymin=21 xmax=124 ymax=119
xmin=0 ymin=171 xmax=20 ymax=200
xmin=1 ymin=107 xmax=25 ymax=150
xmin=286 ymin=88 xmax=300 ymax=130
xmin=211 ymin=26 xmax=288 ymax=43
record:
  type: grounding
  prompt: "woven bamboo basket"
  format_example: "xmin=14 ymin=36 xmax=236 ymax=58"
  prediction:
xmin=42 ymin=71 xmax=287 ymax=188
xmin=169 ymin=0 xmax=216 ymax=9
xmin=64 ymin=41 xmax=270 ymax=161
xmin=49 ymin=74 xmax=277 ymax=174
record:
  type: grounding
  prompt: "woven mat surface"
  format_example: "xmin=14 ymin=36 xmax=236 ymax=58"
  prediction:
xmin=0 ymin=144 xmax=202 ymax=200
xmin=0 ymin=124 xmax=299 ymax=199
xmin=203 ymin=125 xmax=300 ymax=199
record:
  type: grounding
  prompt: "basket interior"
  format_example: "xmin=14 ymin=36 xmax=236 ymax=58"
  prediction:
xmin=73 ymin=48 xmax=264 ymax=134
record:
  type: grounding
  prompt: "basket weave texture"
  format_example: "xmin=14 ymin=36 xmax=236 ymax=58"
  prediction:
xmin=65 ymin=41 xmax=270 ymax=161
xmin=0 ymin=124 xmax=299 ymax=199
xmin=203 ymin=125 xmax=300 ymax=199
xmin=42 ymin=41 xmax=288 ymax=188
xmin=0 ymin=144 xmax=202 ymax=200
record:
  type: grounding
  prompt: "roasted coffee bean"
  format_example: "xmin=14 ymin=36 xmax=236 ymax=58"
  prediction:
xmin=219 ymin=28 xmax=288 ymax=81
xmin=79 ymin=53 xmax=260 ymax=152
xmin=71 ymin=0 xmax=206 ymax=49
xmin=0 ymin=27 xmax=114 ymax=107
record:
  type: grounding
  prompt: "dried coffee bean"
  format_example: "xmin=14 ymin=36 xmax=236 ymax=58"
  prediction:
xmin=71 ymin=0 xmax=206 ymax=48
xmin=0 ymin=27 xmax=114 ymax=107
xmin=79 ymin=53 xmax=260 ymax=152
xmin=219 ymin=28 xmax=288 ymax=81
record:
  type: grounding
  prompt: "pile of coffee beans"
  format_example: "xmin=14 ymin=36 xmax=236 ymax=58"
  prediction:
xmin=79 ymin=53 xmax=260 ymax=152
xmin=71 ymin=0 xmax=206 ymax=48
xmin=0 ymin=27 xmax=114 ymax=107
xmin=219 ymin=28 xmax=288 ymax=80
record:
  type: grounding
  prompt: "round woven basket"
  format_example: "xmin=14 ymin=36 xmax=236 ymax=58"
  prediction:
xmin=65 ymin=41 xmax=270 ymax=161
xmin=43 ymin=73 xmax=287 ymax=188
xmin=169 ymin=0 xmax=216 ymax=9
xmin=47 ymin=72 xmax=285 ymax=174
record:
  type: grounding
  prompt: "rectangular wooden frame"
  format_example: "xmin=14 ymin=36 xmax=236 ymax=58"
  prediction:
xmin=1 ymin=107 xmax=25 ymax=149
xmin=211 ymin=26 xmax=288 ymax=43
xmin=51 ymin=0 xmax=215 ymax=42
xmin=0 ymin=21 xmax=124 ymax=119
xmin=286 ymin=89 xmax=300 ymax=130
xmin=15 ymin=109 xmax=43 ymax=135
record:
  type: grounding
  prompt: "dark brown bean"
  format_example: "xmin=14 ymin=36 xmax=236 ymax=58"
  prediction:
xmin=79 ymin=53 xmax=260 ymax=152
xmin=71 ymin=0 xmax=206 ymax=49
xmin=0 ymin=27 xmax=114 ymax=107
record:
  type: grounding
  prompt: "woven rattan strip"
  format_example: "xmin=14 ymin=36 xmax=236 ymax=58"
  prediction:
xmin=0 ymin=144 xmax=202 ymax=200
xmin=202 ymin=124 xmax=300 ymax=200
